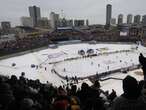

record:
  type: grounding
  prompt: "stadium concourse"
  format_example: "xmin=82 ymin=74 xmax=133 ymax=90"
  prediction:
xmin=0 ymin=42 xmax=146 ymax=95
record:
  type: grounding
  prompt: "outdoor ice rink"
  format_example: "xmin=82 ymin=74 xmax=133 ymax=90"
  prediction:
xmin=0 ymin=42 xmax=146 ymax=95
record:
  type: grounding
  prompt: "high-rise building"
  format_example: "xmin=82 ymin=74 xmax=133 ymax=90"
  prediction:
xmin=127 ymin=14 xmax=133 ymax=24
xmin=86 ymin=19 xmax=89 ymax=26
xmin=1 ymin=21 xmax=11 ymax=30
xmin=142 ymin=15 xmax=146 ymax=27
xmin=110 ymin=18 xmax=116 ymax=26
xmin=21 ymin=17 xmax=34 ymax=27
xmin=29 ymin=5 xmax=41 ymax=26
xmin=118 ymin=14 xmax=124 ymax=25
xmin=134 ymin=15 xmax=141 ymax=24
xmin=106 ymin=4 xmax=112 ymax=26
xmin=50 ymin=12 xmax=59 ymax=29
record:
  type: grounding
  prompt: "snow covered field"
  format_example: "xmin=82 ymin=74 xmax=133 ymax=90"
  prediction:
xmin=0 ymin=42 xmax=146 ymax=95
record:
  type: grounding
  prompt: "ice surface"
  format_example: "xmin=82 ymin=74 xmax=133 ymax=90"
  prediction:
xmin=0 ymin=43 xmax=145 ymax=95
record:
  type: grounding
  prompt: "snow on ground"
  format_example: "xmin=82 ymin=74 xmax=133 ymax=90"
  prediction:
xmin=0 ymin=43 xmax=145 ymax=95
xmin=100 ymin=69 xmax=143 ymax=96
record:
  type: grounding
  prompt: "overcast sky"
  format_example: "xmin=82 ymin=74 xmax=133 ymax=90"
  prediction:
xmin=0 ymin=0 xmax=146 ymax=26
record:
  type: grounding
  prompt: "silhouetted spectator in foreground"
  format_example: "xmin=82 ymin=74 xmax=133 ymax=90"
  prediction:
xmin=54 ymin=86 xmax=70 ymax=110
xmin=20 ymin=98 xmax=34 ymax=110
xmin=139 ymin=53 xmax=146 ymax=80
xmin=111 ymin=75 xmax=146 ymax=110
xmin=70 ymin=96 xmax=81 ymax=110
xmin=0 ymin=82 xmax=15 ymax=110
xmin=91 ymin=80 xmax=107 ymax=97
xmin=107 ymin=89 xmax=117 ymax=102
xmin=70 ymin=85 xmax=77 ymax=96
xmin=77 ymin=82 xmax=105 ymax=110
xmin=141 ymin=80 xmax=146 ymax=103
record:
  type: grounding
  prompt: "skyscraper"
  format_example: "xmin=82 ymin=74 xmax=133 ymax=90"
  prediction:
xmin=118 ymin=14 xmax=123 ymax=25
xmin=1 ymin=21 xmax=11 ymax=30
xmin=127 ymin=14 xmax=133 ymax=24
xmin=1 ymin=21 xmax=11 ymax=34
xmin=86 ymin=19 xmax=89 ymax=26
xmin=110 ymin=18 xmax=116 ymax=26
xmin=134 ymin=15 xmax=141 ymax=24
xmin=29 ymin=6 xmax=41 ymax=26
xmin=142 ymin=15 xmax=146 ymax=27
xmin=50 ymin=12 xmax=59 ymax=29
xmin=106 ymin=4 xmax=112 ymax=26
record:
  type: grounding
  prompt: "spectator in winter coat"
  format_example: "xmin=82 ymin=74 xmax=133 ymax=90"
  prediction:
xmin=0 ymin=82 xmax=15 ymax=110
xmin=141 ymin=80 xmax=146 ymax=104
xmin=77 ymin=82 xmax=105 ymax=110
xmin=139 ymin=53 xmax=146 ymax=80
xmin=20 ymin=98 xmax=34 ymax=110
xmin=111 ymin=75 xmax=146 ymax=110
xmin=91 ymin=80 xmax=108 ymax=99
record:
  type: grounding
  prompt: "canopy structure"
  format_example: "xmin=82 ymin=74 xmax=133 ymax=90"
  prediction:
xmin=78 ymin=50 xmax=85 ymax=55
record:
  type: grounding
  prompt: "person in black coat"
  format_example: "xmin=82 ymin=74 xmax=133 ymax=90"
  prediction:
xmin=139 ymin=53 xmax=146 ymax=80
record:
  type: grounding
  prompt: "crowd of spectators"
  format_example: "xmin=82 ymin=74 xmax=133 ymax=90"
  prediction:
xmin=0 ymin=35 xmax=50 ymax=56
xmin=0 ymin=29 xmax=88 ymax=56
xmin=1 ymin=71 xmax=146 ymax=110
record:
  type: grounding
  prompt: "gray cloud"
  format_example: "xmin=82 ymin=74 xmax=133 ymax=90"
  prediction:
xmin=0 ymin=0 xmax=146 ymax=26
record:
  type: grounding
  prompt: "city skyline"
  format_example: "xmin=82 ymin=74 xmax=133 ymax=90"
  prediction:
xmin=0 ymin=0 xmax=146 ymax=26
